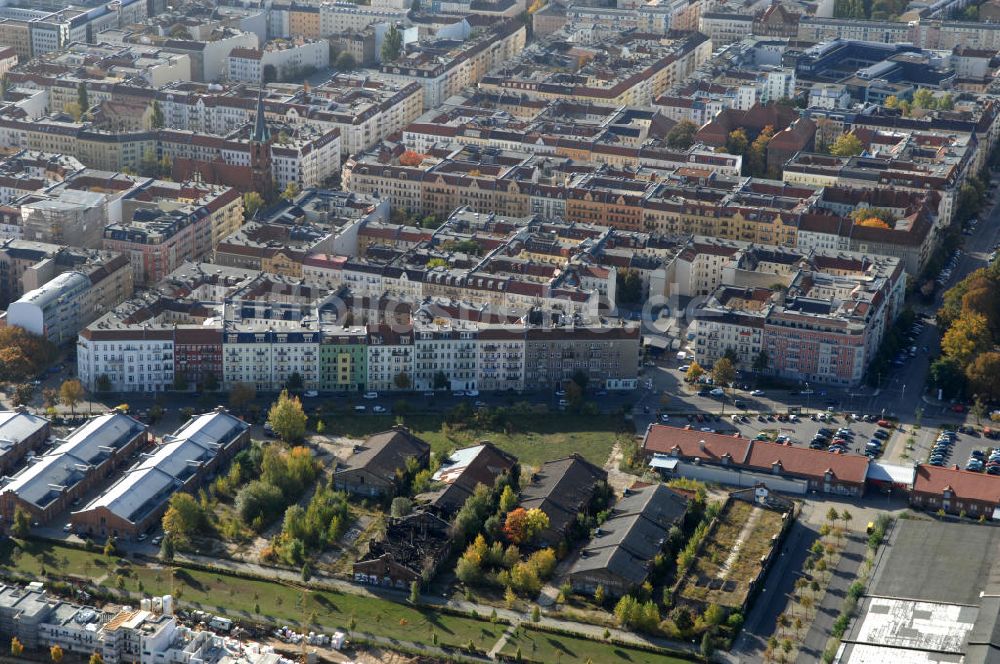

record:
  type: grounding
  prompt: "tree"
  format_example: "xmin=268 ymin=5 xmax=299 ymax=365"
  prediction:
xmin=0 ymin=327 xmax=57 ymax=383
xmin=594 ymin=584 xmax=606 ymax=606
xmin=703 ymin=603 xmax=726 ymax=626
xmin=937 ymin=93 xmax=954 ymax=111
xmin=203 ymin=372 xmax=220 ymax=392
xmin=726 ymin=128 xmax=748 ymax=156
xmin=830 ymin=132 xmax=864 ymax=157
xmin=712 ymin=358 xmax=736 ymax=390
xmin=913 ymin=88 xmax=935 ymax=110
xmin=972 ymin=396 xmax=988 ymax=426
xmin=11 ymin=506 xmax=30 ymax=539
xmin=90 ymin=654 xmax=104 ymax=664
xmin=391 ymin=496 xmax=413 ymax=517
xmin=229 ymin=382 xmax=256 ymax=411
xmin=335 ymin=51 xmax=356 ymax=71
xmin=285 ymin=372 xmax=304 ymax=392
xmin=617 ymin=269 xmax=643 ymax=305
xmin=95 ymin=373 xmax=112 ymax=393
xmin=966 ymin=352 xmax=1000 ymax=402
xmin=243 ymin=191 xmax=264 ymax=219
xmin=942 ymin=312 xmax=991 ymax=367
xmin=499 ymin=484 xmax=518 ymax=513
xmin=666 ymin=119 xmax=699 ymax=150
xmin=59 ymin=379 xmax=85 ymax=418
xmin=531 ymin=605 xmax=540 ymax=622
xmin=382 ymin=23 xmax=403 ymax=63
xmin=10 ymin=638 xmax=23 ymax=657
xmin=236 ymin=481 xmax=285 ymax=527
xmin=826 ymin=507 xmax=839 ymax=525
xmin=281 ymin=181 xmax=300 ymax=202
xmin=77 ymin=82 xmax=89 ymax=116
xmin=150 ymin=100 xmax=164 ymax=129
xmin=268 ymin=390 xmax=308 ymax=442
xmin=162 ymin=493 xmax=208 ymax=544
xmin=399 ymin=150 xmax=426 ymax=167
xmin=686 ymin=361 xmax=704 ymax=382
xmin=503 ymin=507 xmax=550 ymax=544
xmin=394 ymin=372 xmax=411 ymax=390
xmin=433 ymin=371 xmax=449 ymax=390
xmin=160 ymin=534 xmax=175 ymax=561
xmin=746 ymin=125 xmax=773 ymax=177
xmin=700 ymin=632 xmax=715 ymax=659
xmin=11 ymin=383 xmax=33 ymax=408
xmin=409 ymin=580 xmax=420 ymax=603
xmin=884 ymin=95 xmax=899 ymax=109
xmin=752 ymin=350 xmax=770 ymax=374
xmin=841 ymin=510 xmax=853 ymax=528
xmin=931 ymin=356 xmax=966 ymax=398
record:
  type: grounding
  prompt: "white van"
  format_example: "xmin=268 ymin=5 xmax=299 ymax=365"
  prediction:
xmin=676 ymin=351 xmax=687 ymax=361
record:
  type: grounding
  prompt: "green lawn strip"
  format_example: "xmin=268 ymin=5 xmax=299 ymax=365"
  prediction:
xmin=129 ymin=566 xmax=500 ymax=649
xmin=321 ymin=413 xmax=623 ymax=467
xmin=499 ymin=626 xmax=693 ymax=664
xmin=0 ymin=540 xmax=499 ymax=649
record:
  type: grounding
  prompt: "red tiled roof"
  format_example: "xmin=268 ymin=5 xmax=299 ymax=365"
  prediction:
xmin=745 ymin=440 xmax=869 ymax=484
xmin=913 ymin=464 xmax=1000 ymax=504
xmin=642 ymin=425 xmax=751 ymax=464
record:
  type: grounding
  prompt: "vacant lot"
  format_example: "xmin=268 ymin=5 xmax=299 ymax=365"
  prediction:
xmin=321 ymin=413 xmax=626 ymax=467
xmin=676 ymin=500 xmax=785 ymax=609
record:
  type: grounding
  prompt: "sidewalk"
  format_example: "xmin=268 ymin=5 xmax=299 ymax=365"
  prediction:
xmin=795 ymin=534 xmax=867 ymax=664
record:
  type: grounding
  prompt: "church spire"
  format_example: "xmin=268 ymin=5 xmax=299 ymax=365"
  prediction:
xmin=253 ymin=86 xmax=270 ymax=143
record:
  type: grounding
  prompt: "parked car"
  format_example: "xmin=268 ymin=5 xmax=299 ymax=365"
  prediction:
xmin=751 ymin=389 xmax=765 ymax=396
xmin=709 ymin=388 xmax=725 ymax=397
xmin=303 ymin=390 xmax=318 ymax=398
xmin=373 ymin=405 xmax=388 ymax=414
xmin=363 ymin=392 xmax=378 ymax=400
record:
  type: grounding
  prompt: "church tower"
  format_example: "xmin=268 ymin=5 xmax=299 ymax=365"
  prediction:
xmin=250 ymin=87 xmax=274 ymax=198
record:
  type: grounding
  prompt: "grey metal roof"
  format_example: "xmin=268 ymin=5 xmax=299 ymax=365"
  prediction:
xmin=74 ymin=411 xmax=248 ymax=526
xmin=1 ymin=412 xmax=145 ymax=510
xmin=0 ymin=411 xmax=48 ymax=455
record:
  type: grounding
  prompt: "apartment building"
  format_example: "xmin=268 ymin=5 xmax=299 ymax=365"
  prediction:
xmin=5 ymin=251 xmax=132 ymax=345
xmin=226 ymin=39 xmax=329 ymax=82
xmin=479 ymin=31 xmax=710 ymax=107
xmin=0 ymin=583 xmax=291 ymax=664
xmin=379 ymin=19 xmax=526 ymax=109
xmin=103 ymin=183 xmax=242 ymax=285
xmin=684 ymin=240 xmax=907 ymax=386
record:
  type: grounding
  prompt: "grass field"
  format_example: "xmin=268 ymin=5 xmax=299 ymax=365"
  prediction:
xmin=500 ymin=626 xmax=693 ymax=664
xmin=319 ymin=412 xmax=626 ymax=467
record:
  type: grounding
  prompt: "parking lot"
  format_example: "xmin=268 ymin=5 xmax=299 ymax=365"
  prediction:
xmin=906 ymin=423 xmax=1000 ymax=474
xmin=655 ymin=408 xmax=898 ymax=458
